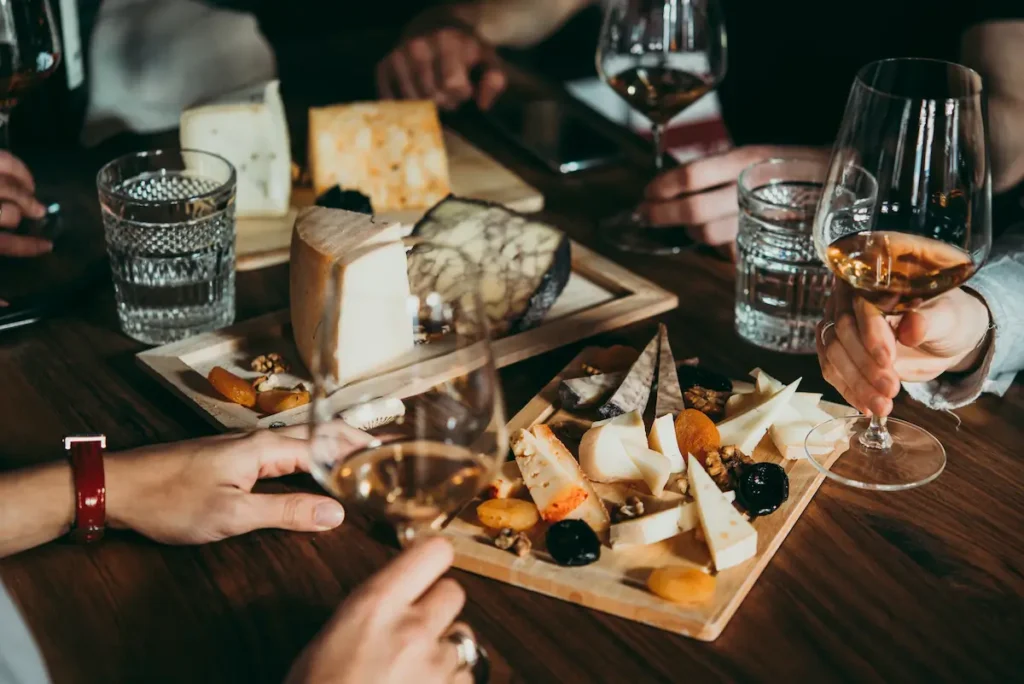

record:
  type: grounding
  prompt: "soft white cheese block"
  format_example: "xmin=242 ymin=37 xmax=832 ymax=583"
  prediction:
xmin=716 ymin=378 xmax=801 ymax=455
xmin=609 ymin=491 xmax=736 ymax=548
xmin=648 ymin=413 xmax=685 ymax=473
xmin=290 ymin=207 xmax=414 ymax=386
xmin=578 ymin=410 xmax=646 ymax=482
xmin=180 ymin=80 xmax=291 ymax=217
xmin=688 ymin=454 xmax=758 ymax=571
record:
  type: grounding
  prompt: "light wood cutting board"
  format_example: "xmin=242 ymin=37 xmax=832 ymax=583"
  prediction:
xmin=235 ymin=130 xmax=544 ymax=271
xmin=443 ymin=347 xmax=855 ymax=641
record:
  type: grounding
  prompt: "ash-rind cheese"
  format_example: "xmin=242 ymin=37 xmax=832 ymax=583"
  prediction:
xmin=597 ymin=332 xmax=659 ymax=418
xmin=308 ymin=100 xmax=451 ymax=212
xmin=180 ymin=80 xmax=291 ymax=218
xmin=409 ymin=196 xmax=571 ymax=337
xmin=654 ymin=324 xmax=685 ymax=418
xmin=290 ymin=206 xmax=415 ymax=386
xmin=558 ymin=372 xmax=624 ymax=410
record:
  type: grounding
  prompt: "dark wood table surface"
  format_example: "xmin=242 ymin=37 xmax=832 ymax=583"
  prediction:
xmin=2 ymin=76 xmax=1023 ymax=684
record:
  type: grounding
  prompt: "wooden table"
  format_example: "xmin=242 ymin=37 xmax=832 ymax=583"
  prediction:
xmin=2 ymin=81 xmax=1023 ymax=684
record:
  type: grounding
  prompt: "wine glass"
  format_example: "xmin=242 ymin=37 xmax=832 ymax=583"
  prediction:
xmin=806 ymin=58 xmax=992 ymax=490
xmin=308 ymin=238 xmax=508 ymax=545
xmin=0 ymin=0 xmax=61 ymax=148
xmin=596 ymin=0 xmax=727 ymax=255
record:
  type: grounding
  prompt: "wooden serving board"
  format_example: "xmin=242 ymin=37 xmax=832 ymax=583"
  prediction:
xmin=137 ymin=241 xmax=677 ymax=431
xmin=443 ymin=347 xmax=854 ymax=642
xmin=235 ymin=130 xmax=544 ymax=271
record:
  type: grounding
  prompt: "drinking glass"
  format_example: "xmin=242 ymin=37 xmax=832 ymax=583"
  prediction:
xmin=308 ymin=239 xmax=508 ymax=545
xmin=735 ymin=157 xmax=833 ymax=354
xmin=596 ymin=0 xmax=727 ymax=254
xmin=807 ymin=58 xmax=992 ymax=490
xmin=97 ymin=149 xmax=237 ymax=345
xmin=0 ymin=0 xmax=60 ymax=148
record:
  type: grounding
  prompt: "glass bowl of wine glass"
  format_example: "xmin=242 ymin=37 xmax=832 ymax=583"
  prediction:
xmin=308 ymin=238 xmax=508 ymax=545
xmin=807 ymin=58 xmax=992 ymax=490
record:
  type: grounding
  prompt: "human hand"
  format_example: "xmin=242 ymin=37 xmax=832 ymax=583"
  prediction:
xmin=816 ymin=282 xmax=992 ymax=416
xmin=105 ymin=424 xmax=370 ymax=544
xmin=286 ymin=537 xmax=474 ymax=684
xmin=0 ymin=150 xmax=49 ymax=258
xmin=377 ymin=23 xmax=506 ymax=111
xmin=639 ymin=146 xmax=828 ymax=254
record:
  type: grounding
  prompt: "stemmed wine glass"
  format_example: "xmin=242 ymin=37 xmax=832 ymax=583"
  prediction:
xmin=0 ymin=0 xmax=61 ymax=149
xmin=596 ymin=0 xmax=727 ymax=255
xmin=308 ymin=239 xmax=508 ymax=545
xmin=806 ymin=58 xmax=992 ymax=490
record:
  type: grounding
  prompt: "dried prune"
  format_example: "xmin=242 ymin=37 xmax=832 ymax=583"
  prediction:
xmin=545 ymin=520 xmax=600 ymax=567
xmin=736 ymin=462 xmax=789 ymax=516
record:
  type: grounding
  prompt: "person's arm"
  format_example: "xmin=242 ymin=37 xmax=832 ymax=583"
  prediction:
xmin=962 ymin=21 xmax=1024 ymax=193
xmin=446 ymin=0 xmax=594 ymax=49
xmin=0 ymin=426 xmax=365 ymax=559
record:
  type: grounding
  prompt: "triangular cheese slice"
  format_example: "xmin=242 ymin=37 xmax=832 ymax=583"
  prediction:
xmin=655 ymin=324 xmax=685 ymax=418
xmin=716 ymin=378 xmax=801 ymax=455
xmin=688 ymin=454 xmax=757 ymax=571
xmin=597 ymin=332 xmax=659 ymax=418
xmin=621 ymin=441 xmax=672 ymax=496
xmin=648 ymin=414 xmax=685 ymax=473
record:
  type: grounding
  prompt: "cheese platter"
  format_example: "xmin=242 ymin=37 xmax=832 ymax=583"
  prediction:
xmin=442 ymin=335 xmax=856 ymax=641
xmin=178 ymin=83 xmax=543 ymax=271
xmin=137 ymin=201 xmax=677 ymax=431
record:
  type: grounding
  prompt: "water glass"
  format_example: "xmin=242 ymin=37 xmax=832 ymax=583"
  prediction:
xmin=735 ymin=157 xmax=832 ymax=354
xmin=97 ymin=149 xmax=237 ymax=345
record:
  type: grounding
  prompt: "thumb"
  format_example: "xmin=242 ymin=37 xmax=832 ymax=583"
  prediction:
xmin=894 ymin=293 xmax=967 ymax=358
xmin=237 ymin=493 xmax=346 ymax=534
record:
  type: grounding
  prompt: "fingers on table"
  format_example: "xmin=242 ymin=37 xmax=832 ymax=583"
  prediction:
xmin=642 ymin=184 xmax=737 ymax=227
xmin=643 ymin=145 xmax=780 ymax=200
xmin=0 ymin=231 xmax=52 ymax=257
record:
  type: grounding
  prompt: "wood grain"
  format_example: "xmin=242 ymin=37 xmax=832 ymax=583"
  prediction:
xmin=137 ymin=241 xmax=676 ymax=431
xmin=444 ymin=347 xmax=853 ymax=641
xmin=235 ymin=130 xmax=544 ymax=271
xmin=1 ymin=66 xmax=1022 ymax=684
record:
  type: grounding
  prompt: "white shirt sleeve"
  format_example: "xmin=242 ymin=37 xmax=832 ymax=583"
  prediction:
xmin=0 ymin=583 xmax=50 ymax=684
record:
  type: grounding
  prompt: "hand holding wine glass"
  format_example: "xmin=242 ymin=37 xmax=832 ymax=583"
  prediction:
xmin=808 ymin=58 xmax=992 ymax=490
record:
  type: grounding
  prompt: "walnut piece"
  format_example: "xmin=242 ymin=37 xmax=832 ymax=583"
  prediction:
xmin=250 ymin=353 xmax=289 ymax=374
xmin=704 ymin=446 xmax=754 ymax=490
xmin=614 ymin=495 xmax=645 ymax=522
xmin=493 ymin=528 xmax=531 ymax=556
xmin=684 ymin=386 xmax=729 ymax=420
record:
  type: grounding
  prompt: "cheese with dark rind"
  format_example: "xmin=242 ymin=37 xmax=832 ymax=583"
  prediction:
xmin=558 ymin=372 xmax=624 ymax=410
xmin=597 ymin=332 xmax=659 ymax=418
xmin=290 ymin=206 xmax=414 ymax=384
xmin=655 ymin=324 xmax=685 ymax=418
xmin=409 ymin=196 xmax=571 ymax=337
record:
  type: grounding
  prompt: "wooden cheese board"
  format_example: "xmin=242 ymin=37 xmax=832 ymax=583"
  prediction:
xmin=236 ymin=130 xmax=544 ymax=271
xmin=443 ymin=346 xmax=853 ymax=641
xmin=137 ymin=241 xmax=677 ymax=431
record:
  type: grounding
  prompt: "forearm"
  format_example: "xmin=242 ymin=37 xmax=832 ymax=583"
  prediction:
xmin=448 ymin=0 xmax=593 ymax=48
xmin=0 ymin=462 xmax=75 ymax=558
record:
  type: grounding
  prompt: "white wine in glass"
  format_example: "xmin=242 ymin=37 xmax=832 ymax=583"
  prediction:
xmin=807 ymin=58 xmax=992 ymax=490
xmin=309 ymin=239 xmax=508 ymax=544
xmin=596 ymin=0 xmax=727 ymax=255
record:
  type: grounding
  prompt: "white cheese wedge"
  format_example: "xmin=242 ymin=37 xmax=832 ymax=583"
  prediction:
xmin=770 ymin=421 xmax=839 ymax=460
xmin=688 ymin=454 xmax=758 ymax=570
xmin=716 ymin=378 xmax=801 ymax=455
xmin=290 ymin=207 xmax=415 ymax=385
xmin=180 ymin=80 xmax=291 ymax=218
xmin=609 ymin=491 xmax=736 ymax=548
xmin=622 ymin=441 xmax=672 ymax=496
xmin=648 ymin=414 xmax=685 ymax=473
xmin=789 ymin=392 xmax=823 ymax=416
xmin=578 ymin=411 xmax=646 ymax=482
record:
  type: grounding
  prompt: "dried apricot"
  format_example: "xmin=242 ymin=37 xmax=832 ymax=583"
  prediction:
xmin=256 ymin=389 xmax=311 ymax=415
xmin=674 ymin=408 xmax=721 ymax=465
xmin=647 ymin=566 xmax=716 ymax=604
xmin=208 ymin=366 xmax=257 ymax=408
xmin=476 ymin=498 xmax=540 ymax=531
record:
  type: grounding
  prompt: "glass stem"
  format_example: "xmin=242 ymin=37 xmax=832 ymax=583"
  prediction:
xmin=0 ymin=109 xmax=10 ymax=151
xmin=859 ymin=414 xmax=893 ymax=451
xmin=652 ymin=123 xmax=665 ymax=172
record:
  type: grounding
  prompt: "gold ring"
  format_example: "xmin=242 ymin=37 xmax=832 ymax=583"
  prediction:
xmin=443 ymin=626 xmax=480 ymax=673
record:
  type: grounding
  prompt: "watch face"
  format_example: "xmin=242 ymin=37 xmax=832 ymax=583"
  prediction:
xmin=63 ymin=434 xmax=107 ymax=450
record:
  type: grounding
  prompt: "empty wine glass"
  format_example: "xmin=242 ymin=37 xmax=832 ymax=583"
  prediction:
xmin=596 ymin=0 xmax=727 ymax=254
xmin=806 ymin=58 xmax=992 ymax=490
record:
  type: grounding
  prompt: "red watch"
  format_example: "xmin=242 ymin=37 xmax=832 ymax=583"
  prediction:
xmin=64 ymin=434 xmax=107 ymax=543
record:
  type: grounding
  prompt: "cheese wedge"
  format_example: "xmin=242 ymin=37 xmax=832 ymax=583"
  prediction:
xmin=716 ymin=378 xmax=801 ymax=455
xmin=609 ymin=492 xmax=736 ymax=548
xmin=598 ymin=332 xmax=659 ymax=418
xmin=289 ymin=207 xmax=415 ymax=385
xmin=578 ymin=411 xmax=646 ymax=483
xmin=688 ymin=454 xmax=758 ymax=570
xmin=622 ymin=441 xmax=672 ymax=496
xmin=512 ymin=425 xmax=610 ymax=533
xmin=308 ymin=100 xmax=450 ymax=212
xmin=654 ymin=324 xmax=685 ymax=417
xmin=180 ymin=80 xmax=291 ymax=217
xmin=770 ymin=422 xmax=839 ymax=460
xmin=648 ymin=414 xmax=686 ymax=473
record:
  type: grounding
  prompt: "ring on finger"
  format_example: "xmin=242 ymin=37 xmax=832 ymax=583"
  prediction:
xmin=443 ymin=625 xmax=489 ymax=682
xmin=819 ymin=320 xmax=836 ymax=345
